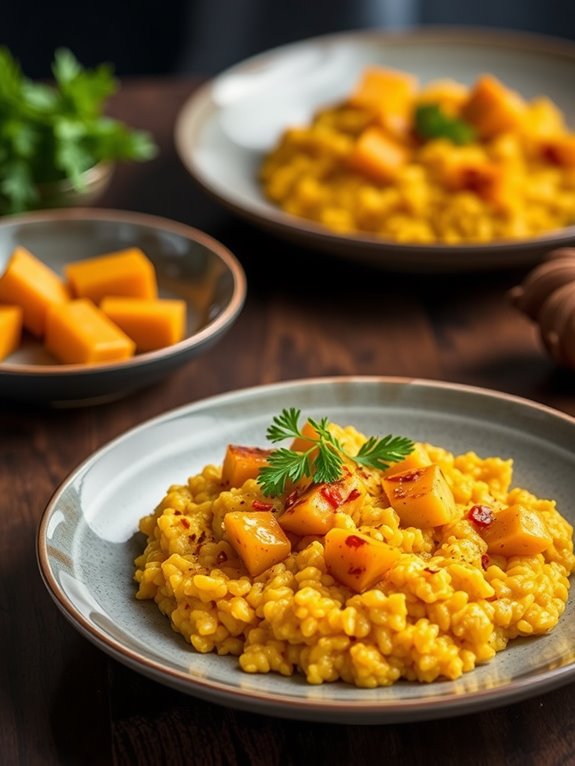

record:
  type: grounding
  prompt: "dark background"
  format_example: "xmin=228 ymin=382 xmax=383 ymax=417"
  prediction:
xmin=3 ymin=0 xmax=575 ymax=79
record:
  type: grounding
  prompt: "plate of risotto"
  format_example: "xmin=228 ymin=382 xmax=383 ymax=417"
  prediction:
xmin=175 ymin=27 xmax=575 ymax=272
xmin=37 ymin=377 xmax=575 ymax=723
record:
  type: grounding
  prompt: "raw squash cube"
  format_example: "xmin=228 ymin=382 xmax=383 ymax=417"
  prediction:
xmin=0 ymin=305 xmax=23 ymax=360
xmin=480 ymin=504 xmax=552 ymax=556
xmin=45 ymin=299 xmax=135 ymax=365
xmin=224 ymin=511 xmax=291 ymax=577
xmin=324 ymin=527 xmax=401 ymax=592
xmin=221 ymin=445 xmax=273 ymax=488
xmin=278 ymin=470 xmax=366 ymax=536
xmin=100 ymin=297 xmax=187 ymax=352
xmin=65 ymin=247 xmax=157 ymax=303
xmin=382 ymin=464 xmax=456 ymax=528
xmin=0 ymin=246 xmax=69 ymax=336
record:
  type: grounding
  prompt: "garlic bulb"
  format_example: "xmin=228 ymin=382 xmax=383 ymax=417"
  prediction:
xmin=509 ymin=247 xmax=575 ymax=367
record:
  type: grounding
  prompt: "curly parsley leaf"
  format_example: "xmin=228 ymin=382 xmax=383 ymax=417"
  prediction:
xmin=257 ymin=408 xmax=415 ymax=496
xmin=414 ymin=103 xmax=475 ymax=146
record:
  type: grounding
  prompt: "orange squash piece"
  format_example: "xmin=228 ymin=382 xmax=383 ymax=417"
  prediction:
xmin=382 ymin=464 xmax=456 ymax=528
xmin=100 ymin=297 xmax=187 ymax=352
xmin=221 ymin=445 xmax=273 ymax=488
xmin=480 ymin=504 xmax=552 ymax=556
xmin=224 ymin=510 xmax=291 ymax=577
xmin=348 ymin=67 xmax=418 ymax=118
xmin=0 ymin=305 xmax=23 ymax=361
xmin=0 ymin=246 xmax=69 ymax=336
xmin=45 ymin=299 xmax=135 ymax=365
xmin=290 ymin=420 xmax=320 ymax=453
xmin=461 ymin=75 xmax=525 ymax=139
xmin=324 ymin=527 xmax=401 ymax=593
xmin=538 ymin=134 xmax=575 ymax=168
xmin=279 ymin=470 xmax=366 ymax=536
xmin=381 ymin=443 xmax=430 ymax=477
xmin=349 ymin=127 xmax=409 ymax=182
xmin=65 ymin=247 xmax=157 ymax=303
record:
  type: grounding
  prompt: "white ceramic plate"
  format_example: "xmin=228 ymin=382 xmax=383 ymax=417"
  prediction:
xmin=175 ymin=27 xmax=575 ymax=272
xmin=0 ymin=209 xmax=246 ymax=404
xmin=37 ymin=377 xmax=575 ymax=723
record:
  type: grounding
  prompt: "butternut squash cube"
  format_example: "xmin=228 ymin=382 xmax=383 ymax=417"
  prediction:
xmin=461 ymin=75 xmax=526 ymax=139
xmin=381 ymin=443 xmax=431 ymax=477
xmin=100 ymin=297 xmax=187 ymax=352
xmin=65 ymin=247 xmax=157 ymax=303
xmin=45 ymin=299 xmax=135 ymax=365
xmin=224 ymin=510 xmax=291 ymax=577
xmin=382 ymin=464 xmax=456 ymax=528
xmin=221 ymin=445 xmax=273 ymax=488
xmin=279 ymin=470 xmax=366 ymax=536
xmin=349 ymin=127 xmax=409 ymax=182
xmin=0 ymin=246 xmax=69 ymax=336
xmin=290 ymin=420 xmax=320 ymax=453
xmin=324 ymin=527 xmax=401 ymax=593
xmin=439 ymin=154 xmax=510 ymax=207
xmin=348 ymin=67 xmax=418 ymax=118
xmin=480 ymin=504 xmax=552 ymax=556
xmin=538 ymin=134 xmax=575 ymax=168
xmin=0 ymin=305 xmax=23 ymax=361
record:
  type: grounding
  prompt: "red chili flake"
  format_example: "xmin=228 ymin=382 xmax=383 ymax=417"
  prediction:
xmin=188 ymin=534 xmax=197 ymax=543
xmin=348 ymin=566 xmax=365 ymax=575
xmin=252 ymin=500 xmax=273 ymax=511
xmin=216 ymin=551 xmax=228 ymax=565
xmin=180 ymin=518 xmax=190 ymax=529
xmin=284 ymin=490 xmax=298 ymax=509
xmin=197 ymin=531 xmax=207 ymax=544
xmin=344 ymin=488 xmax=361 ymax=504
xmin=468 ymin=505 xmax=495 ymax=528
xmin=481 ymin=554 xmax=490 ymax=570
xmin=386 ymin=470 xmax=422 ymax=483
xmin=424 ymin=567 xmax=439 ymax=575
xmin=345 ymin=535 xmax=367 ymax=548
xmin=174 ymin=510 xmax=182 ymax=515
xmin=320 ymin=484 xmax=344 ymax=509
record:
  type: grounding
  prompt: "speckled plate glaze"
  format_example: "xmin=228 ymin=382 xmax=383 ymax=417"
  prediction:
xmin=175 ymin=27 xmax=575 ymax=272
xmin=37 ymin=377 xmax=575 ymax=723
xmin=0 ymin=209 xmax=246 ymax=404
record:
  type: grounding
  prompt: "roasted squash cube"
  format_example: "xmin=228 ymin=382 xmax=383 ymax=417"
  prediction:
xmin=538 ymin=134 xmax=575 ymax=168
xmin=461 ymin=75 xmax=525 ymax=139
xmin=221 ymin=445 xmax=273 ymax=488
xmin=290 ymin=420 xmax=320 ymax=456
xmin=348 ymin=67 xmax=418 ymax=118
xmin=324 ymin=527 xmax=401 ymax=592
xmin=349 ymin=127 xmax=409 ymax=182
xmin=0 ymin=246 xmax=69 ymax=336
xmin=382 ymin=464 xmax=456 ymax=528
xmin=224 ymin=511 xmax=291 ymax=577
xmin=381 ymin=443 xmax=431 ymax=477
xmin=279 ymin=471 xmax=366 ymax=536
xmin=480 ymin=503 xmax=552 ymax=556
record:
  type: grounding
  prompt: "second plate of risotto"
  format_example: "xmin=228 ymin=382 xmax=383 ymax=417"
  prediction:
xmin=175 ymin=27 xmax=575 ymax=272
xmin=37 ymin=377 xmax=575 ymax=723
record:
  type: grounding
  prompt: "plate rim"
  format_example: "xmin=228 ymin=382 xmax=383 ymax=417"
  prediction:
xmin=36 ymin=375 xmax=575 ymax=722
xmin=0 ymin=206 xmax=247 ymax=378
xmin=174 ymin=25 xmax=575 ymax=270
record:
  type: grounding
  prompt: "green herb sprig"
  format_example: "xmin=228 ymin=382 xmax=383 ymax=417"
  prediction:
xmin=414 ymin=102 xmax=476 ymax=146
xmin=257 ymin=408 xmax=414 ymax=496
xmin=0 ymin=47 xmax=158 ymax=215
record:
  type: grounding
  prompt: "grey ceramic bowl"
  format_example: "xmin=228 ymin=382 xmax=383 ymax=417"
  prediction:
xmin=0 ymin=208 xmax=246 ymax=405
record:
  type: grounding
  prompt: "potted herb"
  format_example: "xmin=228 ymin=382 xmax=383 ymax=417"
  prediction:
xmin=0 ymin=47 xmax=157 ymax=215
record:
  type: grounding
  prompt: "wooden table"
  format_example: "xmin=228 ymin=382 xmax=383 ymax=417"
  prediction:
xmin=2 ymin=78 xmax=574 ymax=766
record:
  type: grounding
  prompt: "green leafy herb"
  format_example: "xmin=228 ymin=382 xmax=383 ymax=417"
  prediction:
xmin=257 ymin=408 xmax=414 ymax=496
xmin=0 ymin=47 xmax=158 ymax=215
xmin=414 ymin=103 xmax=476 ymax=146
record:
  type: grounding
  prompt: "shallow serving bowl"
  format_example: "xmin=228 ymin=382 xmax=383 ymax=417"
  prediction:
xmin=37 ymin=377 xmax=575 ymax=723
xmin=175 ymin=26 xmax=575 ymax=272
xmin=0 ymin=208 xmax=246 ymax=405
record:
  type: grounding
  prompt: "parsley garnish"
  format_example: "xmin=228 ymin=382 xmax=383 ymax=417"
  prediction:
xmin=257 ymin=408 xmax=414 ymax=496
xmin=414 ymin=103 xmax=475 ymax=146
xmin=0 ymin=47 xmax=157 ymax=215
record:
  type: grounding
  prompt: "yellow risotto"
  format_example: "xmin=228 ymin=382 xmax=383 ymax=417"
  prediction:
xmin=134 ymin=423 xmax=574 ymax=688
xmin=260 ymin=68 xmax=575 ymax=244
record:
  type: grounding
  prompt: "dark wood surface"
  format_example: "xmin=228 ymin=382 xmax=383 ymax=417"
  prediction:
xmin=1 ymin=78 xmax=574 ymax=766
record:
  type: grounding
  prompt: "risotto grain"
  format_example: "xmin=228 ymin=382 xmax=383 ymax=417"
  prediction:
xmin=134 ymin=423 xmax=574 ymax=687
